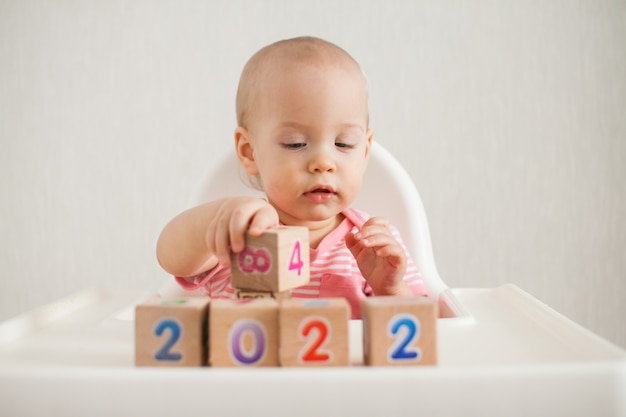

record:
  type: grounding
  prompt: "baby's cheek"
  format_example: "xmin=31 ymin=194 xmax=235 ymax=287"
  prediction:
xmin=263 ymin=179 xmax=286 ymax=196
xmin=342 ymin=178 xmax=362 ymax=201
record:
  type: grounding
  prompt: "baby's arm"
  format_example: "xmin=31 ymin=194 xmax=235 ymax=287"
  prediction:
xmin=345 ymin=217 xmax=413 ymax=296
xmin=156 ymin=197 xmax=279 ymax=278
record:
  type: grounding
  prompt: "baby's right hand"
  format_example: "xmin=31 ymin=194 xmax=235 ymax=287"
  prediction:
xmin=206 ymin=197 xmax=279 ymax=267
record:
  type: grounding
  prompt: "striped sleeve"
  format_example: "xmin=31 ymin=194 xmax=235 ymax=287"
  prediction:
xmin=175 ymin=264 xmax=236 ymax=299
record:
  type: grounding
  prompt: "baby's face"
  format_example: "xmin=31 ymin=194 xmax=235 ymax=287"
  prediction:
xmin=245 ymin=60 xmax=372 ymax=226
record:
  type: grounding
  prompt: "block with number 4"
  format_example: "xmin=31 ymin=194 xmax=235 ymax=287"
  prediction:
xmin=135 ymin=297 xmax=210 ymax=367
xmin=209 ymin=298 xmax=279 ymax=367
xmin=230 ymin=226 xmax=310 ymax=292
xmin=362 ymin=296 xmax=437 ymax=366
xmin=279 ymin=298 xmax=350 ymax=367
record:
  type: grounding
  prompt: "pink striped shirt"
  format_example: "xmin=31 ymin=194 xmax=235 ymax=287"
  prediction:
xmin=175 ymin=208 xmax=427 ymax=318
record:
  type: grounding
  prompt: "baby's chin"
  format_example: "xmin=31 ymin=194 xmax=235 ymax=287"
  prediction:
xmin=277 ymin=208 xmax=344 ymax=227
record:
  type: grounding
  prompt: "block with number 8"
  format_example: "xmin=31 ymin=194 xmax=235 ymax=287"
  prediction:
xmin=230 ymin=226 xmax=310 ymax=292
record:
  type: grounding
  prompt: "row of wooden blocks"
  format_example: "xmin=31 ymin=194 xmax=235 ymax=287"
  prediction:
xmin=135 ymin=295 xmax=437 ymax=367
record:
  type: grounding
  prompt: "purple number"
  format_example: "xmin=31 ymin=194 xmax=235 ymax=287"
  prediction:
xmin=228 ymin=319 xmax=267 ymax=365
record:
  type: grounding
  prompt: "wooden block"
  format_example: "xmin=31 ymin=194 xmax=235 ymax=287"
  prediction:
xmin=236 ymin=289 xmax=292 ymax=300
xmin=209 ymin=298 xmax=279 ymax=367
xmin=362 ymin=296 xmax=437 ymax=366
xmin=135 ymin=297 xmax=209 ymax=367
xmin=230 ymin=226 xmax=310 ymax=292
xmin=279 ymin=298 xmax=350 ymax=367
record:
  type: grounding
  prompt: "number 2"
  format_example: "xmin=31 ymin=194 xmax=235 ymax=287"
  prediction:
xmin=298 ymin=317 xmax=332 ymax=363
xmin=154 ymin=319 xmax=182 ymax=361
xmin=387 ymin=314 xmax=421 ymax=361
xmin=288 ymin=240 xmax=304 ymax=276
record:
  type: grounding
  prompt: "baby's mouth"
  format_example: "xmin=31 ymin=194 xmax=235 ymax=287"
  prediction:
xmin=304 ymin=186 xmax=337 ymax=202
xmin=305 ymin=185 xmax=336 ymax=194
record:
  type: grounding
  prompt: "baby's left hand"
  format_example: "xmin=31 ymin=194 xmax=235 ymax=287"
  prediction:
xmin=345 ymin=217 xmax=411 ymax=296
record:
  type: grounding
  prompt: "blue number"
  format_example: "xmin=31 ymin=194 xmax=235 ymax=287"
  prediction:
xmin=387 ymin=314 xmax=420 ymax=361
xmin=154 ymin=319 xmax=183 ymax=361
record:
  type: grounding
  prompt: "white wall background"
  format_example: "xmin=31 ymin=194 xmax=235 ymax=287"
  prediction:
xmin=1 ymin=0 xmax=624 ymax=348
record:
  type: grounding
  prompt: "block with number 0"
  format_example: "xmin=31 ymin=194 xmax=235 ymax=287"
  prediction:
xmin=209 ymin=298 xmax=279 ymax=367
xmin=279 ymin=298 xmax=350 ymax=367
xmin=135 ymin=297 xmax=210 ymax=367
xmin=230 ymin=226 xmax=310 ymax=292
xmin=362 ymin=296 xmax=437 ymax=366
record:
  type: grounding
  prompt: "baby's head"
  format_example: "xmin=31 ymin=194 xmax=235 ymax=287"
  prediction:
xmin=234 ymin=37 xmax=373 ymax=226
xmin=236 ymin=36 xmax=368 ymax=130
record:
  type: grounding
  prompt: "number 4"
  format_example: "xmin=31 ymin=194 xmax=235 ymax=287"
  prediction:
xmin=288 ymin=240 xmax=304 ymax=276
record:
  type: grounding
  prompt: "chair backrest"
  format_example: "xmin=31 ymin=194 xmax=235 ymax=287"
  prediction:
xmin=190 ymin=141 xmax=448 ymax=300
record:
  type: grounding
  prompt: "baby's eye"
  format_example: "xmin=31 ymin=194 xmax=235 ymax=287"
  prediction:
xmin=335 ymin=141 xmax=355 ymax=149
xmin=283 ymin=142 xmax=306 ymax=150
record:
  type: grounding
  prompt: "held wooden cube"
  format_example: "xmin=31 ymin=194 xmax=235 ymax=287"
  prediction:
xmin=279 ymin=298 xmax=350 ymax=367
xmin=230 ymin=226 xmax=310 ymax=292
xmin=209 ymin=298 xmax=279 ymax=367
xmin=135 ymin=297 xmax=209 ymax=367
xmin=362 ymin=296 xmax=438 ymax=366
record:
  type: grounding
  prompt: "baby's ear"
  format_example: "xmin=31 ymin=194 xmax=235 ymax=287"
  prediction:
xmin=234 ymin=127 xmax=259 ymax=175
xmin=364 ymin=128 xmax=374 ymax=160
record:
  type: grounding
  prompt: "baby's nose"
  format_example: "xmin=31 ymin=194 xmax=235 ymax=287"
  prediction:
xmin=308 ymin=151 xmax=336 ymax=173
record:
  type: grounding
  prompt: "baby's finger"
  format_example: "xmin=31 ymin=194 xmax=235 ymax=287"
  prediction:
xmin=376 ymin=246 xmax=405 ymax=269
xmin=357 ymin=224 xmax=393 ymax=241
xmin=214 ymin=216 xmax=233 ymax=266
xmin=227 ymin=201 xmax=265 ymax=250
xmin=227 ymin=211 xmax=248 ymax=254
xmin=247 ymin=205 xmax=280 ymax=236
xmin=362 ymin=217 xmax=389 ymax=228
xmin=373 ymin=241 xmax=405 ymax=258
xmin=345 ymin=230 xmax=359 ymax=250
xmin=357 ymin=232 xmax=398 ymax=249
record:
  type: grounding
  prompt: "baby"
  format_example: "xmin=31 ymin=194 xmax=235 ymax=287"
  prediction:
xmin=157 ymin=36 xmax=427 ymax=318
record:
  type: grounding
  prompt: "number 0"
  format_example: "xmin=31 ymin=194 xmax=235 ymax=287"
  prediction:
xmin=228 ymin=319 xmax=267 ymax=365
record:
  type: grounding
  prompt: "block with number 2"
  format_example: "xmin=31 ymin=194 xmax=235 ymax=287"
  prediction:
xmin=230 ymin=226 xmax=310 ymax=292
xmin=135 ymin=297 xmax=210 ymax=367
xmin=362 ymin=296 xmax=437 ymax=366
xmin=279 ymin=298 xmax=350 ymax=367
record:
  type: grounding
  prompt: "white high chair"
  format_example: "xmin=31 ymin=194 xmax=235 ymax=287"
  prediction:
xmin=160 ymin=142 xmax=449 ymax=304
xmin=4 ymin=145 xmax=623 ymax=417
